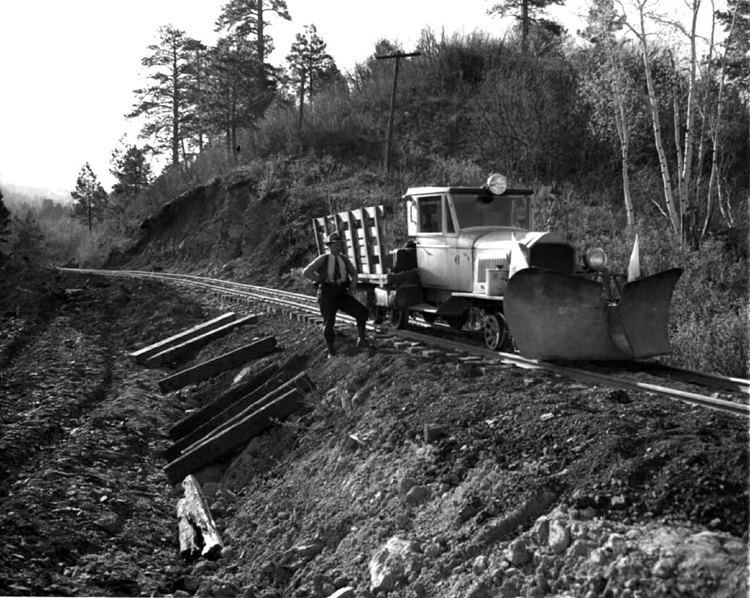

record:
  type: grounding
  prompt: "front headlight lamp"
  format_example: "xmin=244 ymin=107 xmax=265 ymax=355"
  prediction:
xmin=486 ymin=173 xmax=507 ymax=195
xmin=584 ymin=247 xmax=608 ymax=270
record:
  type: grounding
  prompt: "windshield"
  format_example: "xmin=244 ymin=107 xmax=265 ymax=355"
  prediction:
xmin=450 ymin=193 xmax=530 ymax=230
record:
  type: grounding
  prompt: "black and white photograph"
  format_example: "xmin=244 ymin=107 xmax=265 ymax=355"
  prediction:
xmin=0 ymin=0 xmax=747 ymax=596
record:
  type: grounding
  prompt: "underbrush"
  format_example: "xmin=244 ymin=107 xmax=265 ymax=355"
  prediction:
xmin=237 ymin=159 xmax=748 ymax=376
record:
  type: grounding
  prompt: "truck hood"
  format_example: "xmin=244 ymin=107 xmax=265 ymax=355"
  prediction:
xmin=462 ymin=229 xmax=568 ymax=250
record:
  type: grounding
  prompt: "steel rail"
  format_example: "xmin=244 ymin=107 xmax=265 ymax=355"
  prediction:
xmin=56 ymin=267 xmax=750 ymax=417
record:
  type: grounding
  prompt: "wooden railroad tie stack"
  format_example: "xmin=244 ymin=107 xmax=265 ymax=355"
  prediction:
xmin=164 ymin=363 xmax=314 ymax=483
xmin=134 ymin=312 xmax=317 ymax=558
xmin=130 ymin=312 xmax=260 ymax=367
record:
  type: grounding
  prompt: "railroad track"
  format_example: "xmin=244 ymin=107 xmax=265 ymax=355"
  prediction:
xmin=57 ymin=267 xmax=750 ymax=418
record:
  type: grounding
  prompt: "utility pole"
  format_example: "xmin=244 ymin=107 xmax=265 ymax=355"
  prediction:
xmin=375 ymin=51 xmax=421 ymax=172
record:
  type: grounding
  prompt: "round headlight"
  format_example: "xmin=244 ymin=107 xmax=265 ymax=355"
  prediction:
xmin=585 ymin=247 xmax=608 ymax=270
xmin=486 ymin=173 xmax=507 ymax=195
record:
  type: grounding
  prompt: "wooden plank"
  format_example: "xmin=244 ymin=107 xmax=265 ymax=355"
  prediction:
xmin=343 ymin=212 xmax=362 ymax=273
xmin=168 ymin=353 xmax=308 ymax=440
xmin=165 ymin=388 xmax=306 ymax=483
xmin=158 ymin=336 xmax=277 ymax=394
xmin=313 ymin=219 xmax=325 ymax=255
xmin=164 ymin=371 xmax=314 ymax=461
xmin=146 ymin=314 xmax=259 ymax=367
xmin=169 ymin=361 xmax=281 ymax=441
xmin=130 ymin=313 xmax=236 ymax=363
xmin=181 ymin=475 xmax=223 ymax=559
xmin=352 ymin=209 xmax=371 ymax=274
xmin=370 ymin=206 xmax=386 ymax=275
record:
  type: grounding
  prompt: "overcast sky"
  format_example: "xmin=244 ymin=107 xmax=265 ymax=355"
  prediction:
xmin=0 ymin=0 xmax=711 ymax=196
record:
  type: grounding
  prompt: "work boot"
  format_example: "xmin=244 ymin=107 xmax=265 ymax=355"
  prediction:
xmin=356 ymin=328 xmax=369 ymax=349
xmin=326 ymin=340 xmax=336 ymax=358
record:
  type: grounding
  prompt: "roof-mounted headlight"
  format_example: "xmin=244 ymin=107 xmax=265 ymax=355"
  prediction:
xmin=486 ymin=173 xmax=507 ymax=195
xmin=584 ymin=247 xmax=608 ymax=270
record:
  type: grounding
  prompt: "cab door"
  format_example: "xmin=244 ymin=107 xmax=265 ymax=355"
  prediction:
xmin=444 ymin=196 xmax=471 ymax=292
xmin=415 ymin=195 xmax=452 ymax=289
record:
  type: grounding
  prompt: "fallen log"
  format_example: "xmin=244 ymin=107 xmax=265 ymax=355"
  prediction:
xmin=179 ymin=475 xmax=223 ymax=559
xmin=165 ymin=387 xmax=307 ymax=483
xmin=146 ymin=314 xmax=259 ymax=367
xmin=176 ymin=498 xmax=201 ymax=560
xmin=168 ymin=353 xmax=307 ymax=441
xmin=158 ymin=336 xmax=276 ymax=394
xmin=164 ymin=371 xmax=314 ymax=462
xmin=130 ymin=312 xmax=237 ymax=364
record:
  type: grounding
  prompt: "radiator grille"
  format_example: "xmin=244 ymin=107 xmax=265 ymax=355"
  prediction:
xmin=529 ymin=243 xmax=575 ymax=273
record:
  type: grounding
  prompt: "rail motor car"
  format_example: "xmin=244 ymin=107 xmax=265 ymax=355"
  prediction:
xmin=311 ymin=174 xmax=682 ymax=361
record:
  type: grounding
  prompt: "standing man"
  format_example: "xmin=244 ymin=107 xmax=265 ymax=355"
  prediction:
xmin=302 ymin=231 xmax=370 ymax=357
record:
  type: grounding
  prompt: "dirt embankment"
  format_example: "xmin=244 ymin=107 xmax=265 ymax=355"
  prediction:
xmin=0 ymin=267 xmax=746 ymax=597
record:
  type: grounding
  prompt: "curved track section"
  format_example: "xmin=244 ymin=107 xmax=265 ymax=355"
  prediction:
xmin=57 ymin=267 xmax=750 ymax=418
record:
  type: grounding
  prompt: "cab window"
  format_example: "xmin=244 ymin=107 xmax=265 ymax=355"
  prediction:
xmin=418 ymin=196 xmax=442 ymax=233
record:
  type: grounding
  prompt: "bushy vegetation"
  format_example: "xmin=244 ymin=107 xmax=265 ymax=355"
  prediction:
xmin=5 ymin=6 xmax=747 ymax=375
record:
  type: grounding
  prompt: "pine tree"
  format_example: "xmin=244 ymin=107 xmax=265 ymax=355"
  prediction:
xmin=204 ymin=36 xmax=268 ymax=155
xmin=110 ymin=144 xmax=153 ymax=201
xmin=487 ymin=0 xmax=566 ymax=51
xmin=127 ymin=25 xmax=201 ymax=166
xmin=215 ymin=0 xmax=291 ymax=96
xmin=10 ymin=210 xmax=44 ymax=266
xmin=286 ymin=25 xmax=341 ymax=128
xmin=71 ymin=163 xmax=108 ymax=231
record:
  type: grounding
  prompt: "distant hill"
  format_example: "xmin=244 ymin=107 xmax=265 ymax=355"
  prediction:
xmin=0 ymin=181 xmax=71 ymax=213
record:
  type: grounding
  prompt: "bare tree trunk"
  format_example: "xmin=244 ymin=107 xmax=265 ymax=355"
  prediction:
xmin=634 ymin=2 xmax=681 ymax=234
xmin=680 ymin=0 xmax=701 ymax=209
xmin=702 ymin=0 xmax=736 ymax=236
xmin=172 ymin=37 xmax=180 ymax=166
xmin=257 ymin=2 xmax=265 ymax=88
xmin=298 ymin=75 xmax=305 ymax=131
xmin=610 ymin=48 xmax=635 ymax=229
xmin=670 ymin=52 xmax=685 ymax=216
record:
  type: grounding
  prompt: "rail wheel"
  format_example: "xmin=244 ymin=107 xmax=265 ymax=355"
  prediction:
xmin=483 ymin=312 xmax=510 ymax=351
xmin=387 ymin=308 xmax=409 ymax=329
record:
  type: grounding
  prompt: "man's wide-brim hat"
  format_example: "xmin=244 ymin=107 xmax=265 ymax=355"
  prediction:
xmin=324 ymin=232 xmax=345 ymax=245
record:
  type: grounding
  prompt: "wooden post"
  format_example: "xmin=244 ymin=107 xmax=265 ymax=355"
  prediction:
xmin=375 ymin=51 xmax=421 ymax=172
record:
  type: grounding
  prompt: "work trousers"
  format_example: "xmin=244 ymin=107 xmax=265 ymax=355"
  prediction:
xmin=317 ymin=283 xmax=368 ymax=343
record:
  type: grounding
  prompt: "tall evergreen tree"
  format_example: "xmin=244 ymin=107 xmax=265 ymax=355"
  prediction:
xmin=71 ymin=163 xmax=108 ymax=231
xmin=204 ymin=36 xmax=267 ymax=155
xmin=127 ymin=25 xmax=201 ymax=166
xmin=10 ymin=210 xmax=44 ymax=266
xmin=110 ymin=144 xmax=153 ymax=200
xmin=215 ymin=0 xmax=291 ymax=100
xmin=487 ymin=0 xmax=565 ymax=51
xmin=286 ymin=25 xmax=341 ymax=128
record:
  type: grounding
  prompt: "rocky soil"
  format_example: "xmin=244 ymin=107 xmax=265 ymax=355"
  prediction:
xmin=0 ymin=266 xmax=747 ymax=597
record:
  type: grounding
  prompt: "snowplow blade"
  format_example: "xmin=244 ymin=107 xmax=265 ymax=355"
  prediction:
xmin=504 ymin=268 xmax=682 ymax=361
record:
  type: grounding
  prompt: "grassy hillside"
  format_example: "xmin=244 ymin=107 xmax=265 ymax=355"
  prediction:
xmin=4 ymin=32 xmax=748 ymax=376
